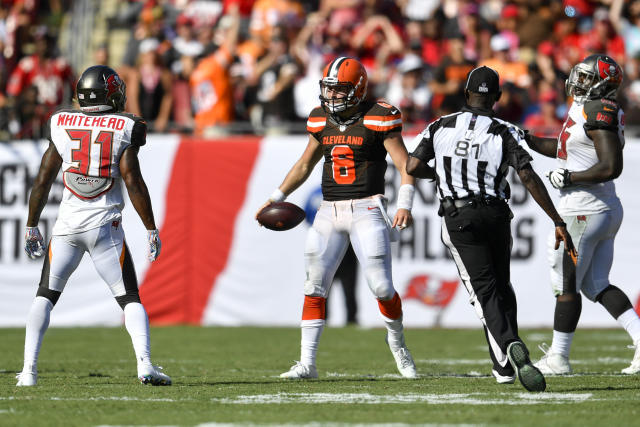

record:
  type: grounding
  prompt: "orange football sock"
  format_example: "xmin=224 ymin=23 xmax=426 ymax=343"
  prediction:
xmin=302 ymin=296 xmax=326 ymax=320
xmin=378 ymin=292 xmax=402 ymax=320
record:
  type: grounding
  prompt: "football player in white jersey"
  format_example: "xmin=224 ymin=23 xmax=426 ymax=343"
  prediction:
xmin=524 ymin=54 xmax=640 ymax=375
xmin=16 ymin=65 xmax=171 ymax=386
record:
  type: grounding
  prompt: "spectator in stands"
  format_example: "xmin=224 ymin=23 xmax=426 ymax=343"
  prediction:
xmin=190 ymin=8 xmax=240 ymax=136
xmin=480 ymin=34 xmax=531 ymax=89
xmin=386 ymin=53 xmax=431 ymax=126
xmin=523 ymin=89 xmax=562 ymax=137
xmin=581 ymin=8 xmax=625 ymax=63
xmin=351 ymin=14 xmax=404 ymax=95
xmin=429 ymin=33 xmax=475 ymax=116
xmin=457 ymin=3 xmax=491 ymax=62
xmin=610 ymin=0 xmax=640 ymax=61
xmin=6 ymin=26 xmax=74 ymax=137
xmin=249 ymin=0 xmax=305 ymax=44
xmin=417 ymin=17 xmax=443 ymax=69
xmin=254 ymin=27 xmax=300 ymax=134
xmin=127 ymin=38 xmax=173 ymax=133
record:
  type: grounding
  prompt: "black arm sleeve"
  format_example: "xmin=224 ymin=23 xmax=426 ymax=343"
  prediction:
xmin=131 ymin=118 xmax=147 ymax=147
xmin=502 ymin=126 xmax=533 ymax=171
xmin=410 ymin=122 xmax=437 ymax=162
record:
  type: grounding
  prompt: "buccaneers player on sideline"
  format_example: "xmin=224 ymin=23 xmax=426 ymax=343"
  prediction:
xmin=16 ymin=66 xmax=170 ymax=386
xmin=256 ymin=57 xmax=417 ymax=379
xmin=524 ymin=54 xmax=640 ymax=375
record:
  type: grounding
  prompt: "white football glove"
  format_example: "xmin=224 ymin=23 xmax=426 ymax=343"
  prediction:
xmin=546 ymin=168 xmax=572 ymax=189
xmin=24 ymin=227 xmax=45 ymax=259
xmin=147 ymin=229 xmax=161 ymax=262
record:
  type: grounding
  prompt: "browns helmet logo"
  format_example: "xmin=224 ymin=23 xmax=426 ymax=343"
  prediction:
xmin=597 ymin=58 xmax=622 ymax=84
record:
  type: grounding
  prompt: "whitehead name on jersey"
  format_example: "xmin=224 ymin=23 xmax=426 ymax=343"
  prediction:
xmin=555 ymin=98 xmax=625 ymax=215
xmin=306 ymin=100 xmax=402 ymax=201
xmin=48 ymin=109 xmax=146 ymax=235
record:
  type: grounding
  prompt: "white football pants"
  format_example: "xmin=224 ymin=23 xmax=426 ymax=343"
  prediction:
xmin=304 ymin=198 xmax=396 ymax=300
xmin=42 ymin=221 xmax=137 ymax=297
xmin=548 ymin=205 xmax=623 ymax=301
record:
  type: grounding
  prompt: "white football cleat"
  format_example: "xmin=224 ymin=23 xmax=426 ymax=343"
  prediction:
xmin=138 ymin=364 xmax=172 ymax=386
xmin=534 ymin=343 xmax=572 ymax=375
xmin=390 ymin=346 xmax=417 ymax=379
xmin=280 ymin=361 xmax=318 ymax=379
xmin=492 ymin=369 xmax=516 ymax=384
xmin=16 ymin=371 xmax=37 ymax=386
xmin=622 ymin=344 xmax=640 ymax=375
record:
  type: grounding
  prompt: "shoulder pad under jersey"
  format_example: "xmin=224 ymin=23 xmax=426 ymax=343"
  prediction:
xmin=306 ymin=106 xmax=326 ymax=134
xmin=583 ymin=98 xmax=619 ymax=132
xmin=363 ymin=100 xmax=402 ymax=132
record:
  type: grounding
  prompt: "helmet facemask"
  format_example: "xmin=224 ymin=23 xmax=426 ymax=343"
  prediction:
xmin=319 ymin=75 xmax=366 ymax=115
xmin=565 ymin=57 xmax=622 ymax=104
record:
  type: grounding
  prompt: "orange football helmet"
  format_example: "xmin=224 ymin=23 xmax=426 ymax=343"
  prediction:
xmin=319 ymin=57 xmax=368 ymax=114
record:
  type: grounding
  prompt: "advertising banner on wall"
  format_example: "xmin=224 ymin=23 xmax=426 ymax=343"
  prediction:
xmin=1 ymin=135 xmax=639 ymax=328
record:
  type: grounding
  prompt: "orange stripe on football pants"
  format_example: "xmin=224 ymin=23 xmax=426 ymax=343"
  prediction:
xmin=378 ymin=292 xmax=402 ymax=319
xmin=119 ymin=243 xmax=125 ymax=269
xmin=302 ymin=296 xmax=326 ymax=320
xmin=48 ymin=243 xmax=52 ymax=264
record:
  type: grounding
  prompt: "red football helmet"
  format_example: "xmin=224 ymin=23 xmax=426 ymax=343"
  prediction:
xmin=319 ymin=57 xmax=368 ymax=114
xmin=565 ymin=54 xmax=622 ymax=104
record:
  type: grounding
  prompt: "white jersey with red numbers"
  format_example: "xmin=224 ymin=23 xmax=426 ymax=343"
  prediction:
xmin=48 ymin=109 xmax=147 ymax=235
xmin=555 ymin=98 xmax=625 ymax=215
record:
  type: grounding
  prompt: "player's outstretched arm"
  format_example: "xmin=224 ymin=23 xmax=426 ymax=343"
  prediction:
xmin=27 ymin=142 xmax=62 ymax=227
xmin=523 ymin=132 xmax=558 ymax=158
xmin=384 ymin=133 xmax=415 ymax=229
xmin=255 ymin=135 xmax=323 ymax=218
xmin=518 ymin=164 xmax=576 ymax=259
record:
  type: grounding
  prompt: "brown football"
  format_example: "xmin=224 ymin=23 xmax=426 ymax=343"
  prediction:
xmin=257 ymin=202 xmax=306 ymax=231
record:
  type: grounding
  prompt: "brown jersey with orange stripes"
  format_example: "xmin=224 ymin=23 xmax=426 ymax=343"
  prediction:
xmin=307 ymin=100 xmax=402 ymax=201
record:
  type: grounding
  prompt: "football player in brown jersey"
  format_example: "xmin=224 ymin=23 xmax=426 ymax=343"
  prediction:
xmin=524 ymin=54 xmax=640 ymax=375
xmin=256 ymin=57 xmax=417 ymax=379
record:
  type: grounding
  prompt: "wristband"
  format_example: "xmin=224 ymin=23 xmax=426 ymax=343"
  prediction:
xmin=397 ymin=184 xmax=415 ymax=211
xmin=554 ymin=221 xmax=567 ymax=228
xmin=269 ymin=188 xmax=286 ymax=202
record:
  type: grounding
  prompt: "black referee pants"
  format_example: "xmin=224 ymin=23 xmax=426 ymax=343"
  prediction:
xmin=441 ymin=200 xmax=519 ymax=375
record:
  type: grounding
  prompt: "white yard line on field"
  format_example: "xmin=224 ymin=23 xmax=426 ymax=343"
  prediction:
xmin=211 ymin=392 xmax=593 ymax=405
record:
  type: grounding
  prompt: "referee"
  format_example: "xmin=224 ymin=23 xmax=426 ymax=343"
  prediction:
xmin=406 ymin=66 xmax=575 ymax=392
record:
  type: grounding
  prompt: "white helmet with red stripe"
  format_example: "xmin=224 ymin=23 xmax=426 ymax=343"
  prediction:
xmin=319 ymin=57 xmax=368 ymax=114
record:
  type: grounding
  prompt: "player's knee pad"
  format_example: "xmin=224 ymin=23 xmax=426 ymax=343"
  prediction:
xmin=364 ymin=255 xmax=394 ymax=300
xmin=595 ymin=285 xmax=633 ymax=318
xmin=36 ymin=287 xmax=62 ymax=306
xmin=115 ymin=291 xmax=141 ymax=310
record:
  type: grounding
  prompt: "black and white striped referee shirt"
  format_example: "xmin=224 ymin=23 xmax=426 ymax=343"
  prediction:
xmin=410 ymin=106 xmax=533 ymax=200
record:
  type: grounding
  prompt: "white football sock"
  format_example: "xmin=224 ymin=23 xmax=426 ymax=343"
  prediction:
xmin=382 ymin=314 xmax=405 ymax=351
xmin=124 ymin=303 xmax=151 ymax=366
xmin=23 ymin=296 xmax=53 ymax=373
xmin=616 ymin=308 xmax=640 ymax=345
xmin=300 ymin=319 xmax=324 ymax=367
xmin=551 ymin=330 xmax=574 ymax=358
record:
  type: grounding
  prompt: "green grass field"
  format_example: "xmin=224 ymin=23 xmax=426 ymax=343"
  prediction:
xmin=1 ymin=326 xmax=639 ymax=426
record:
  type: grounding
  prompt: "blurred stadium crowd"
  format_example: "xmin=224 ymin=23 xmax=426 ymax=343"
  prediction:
xmin=1 ymin=0 xmax=639 ymax=140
